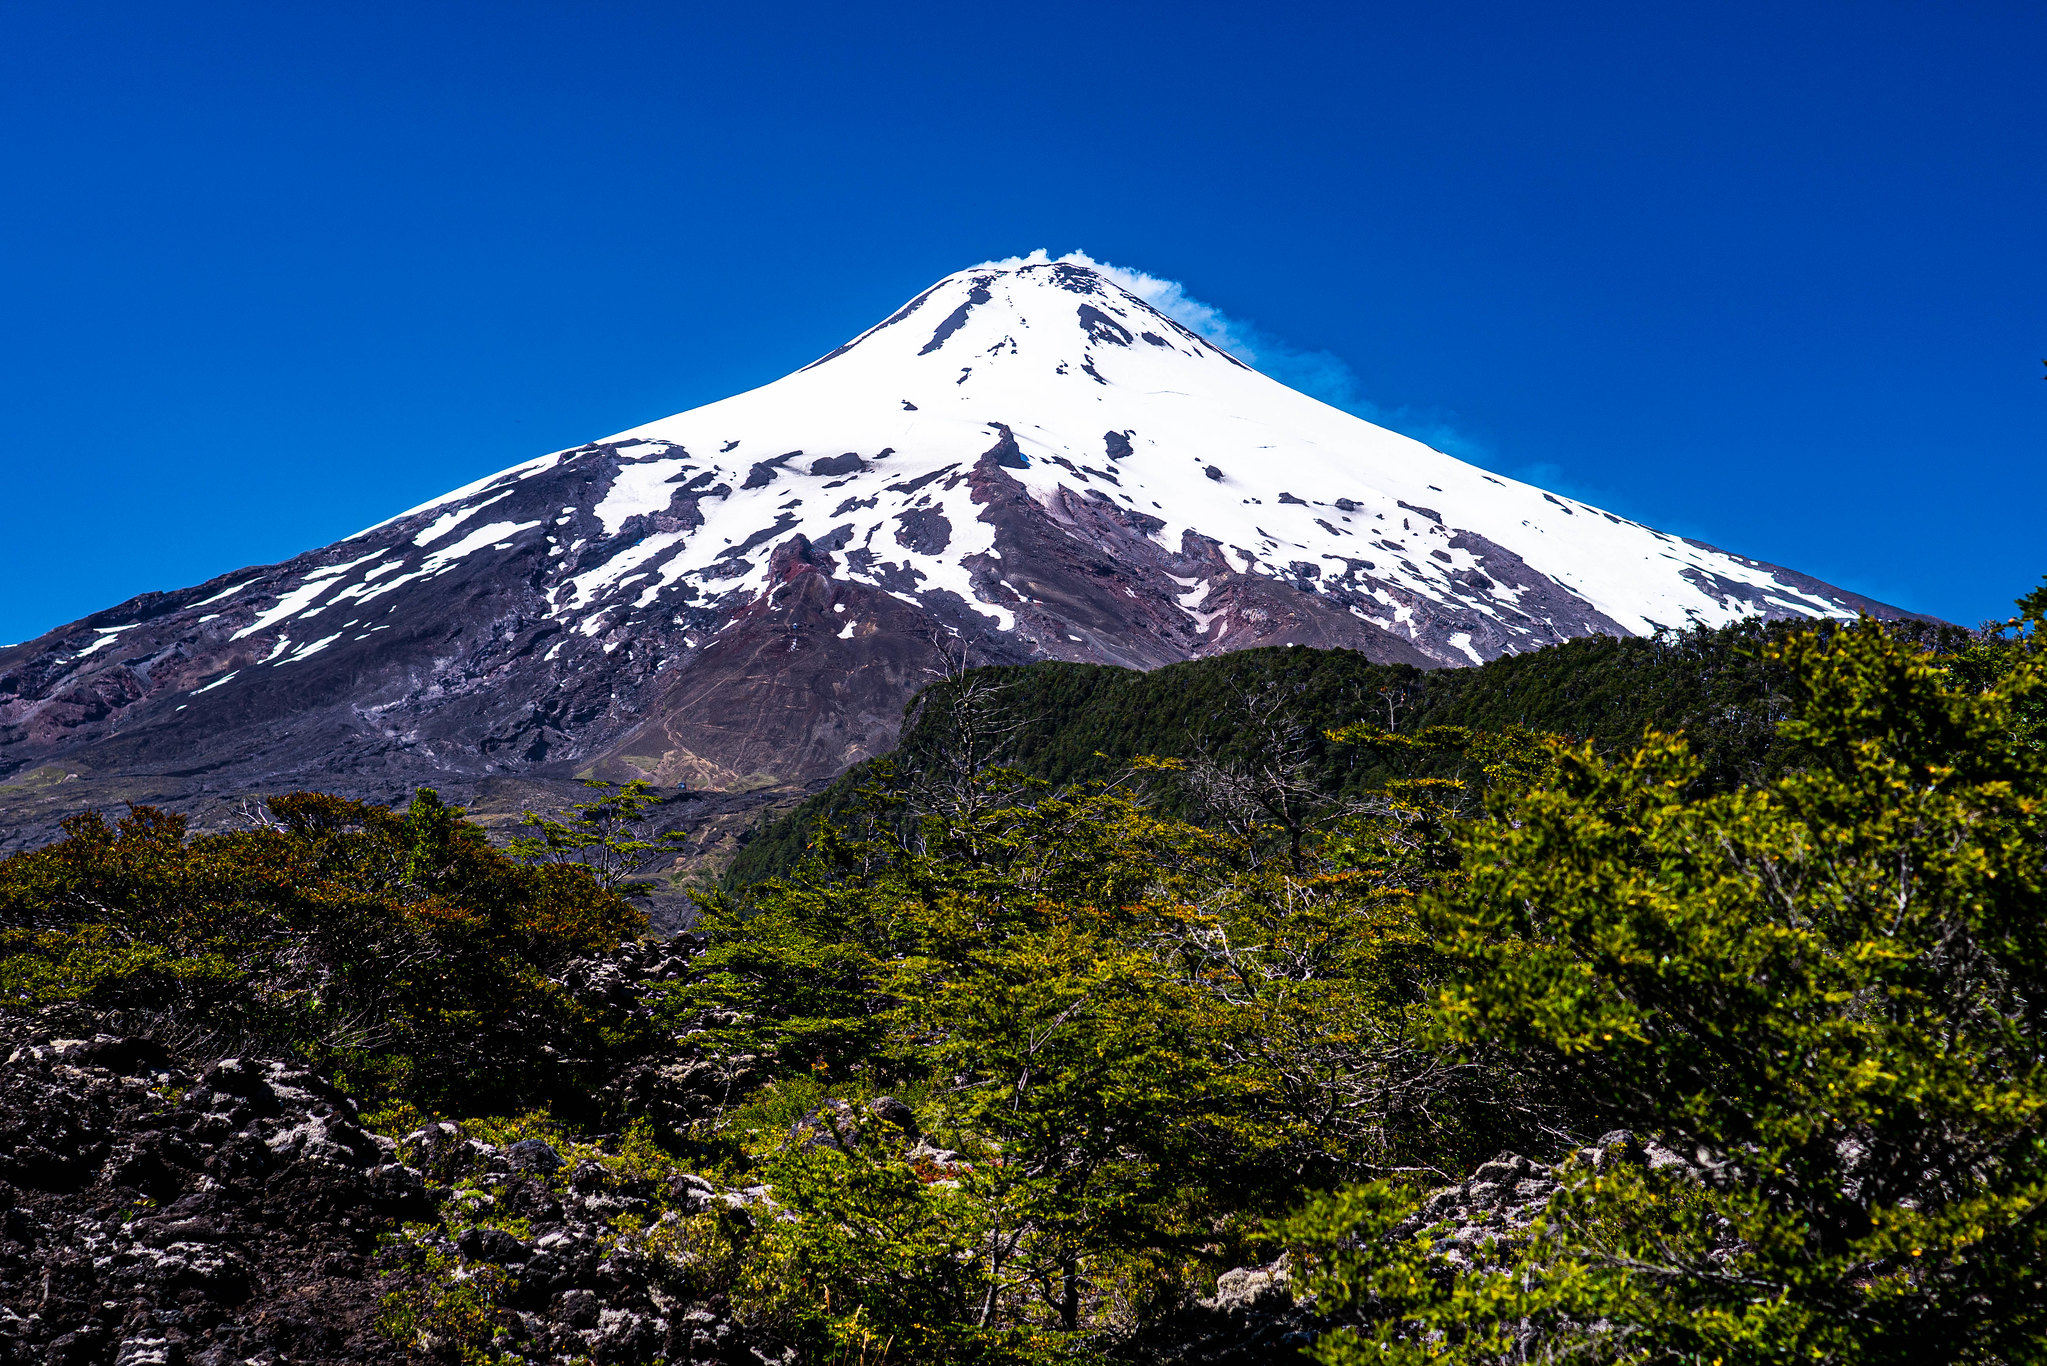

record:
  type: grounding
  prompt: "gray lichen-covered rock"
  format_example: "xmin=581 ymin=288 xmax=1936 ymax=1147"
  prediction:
xmin=1393 ymin=1150 xmax=1562 ymax=1272
xmin=0 ymin=1013 xmax=409 ymax=1363
xmin=0 ymin=1006 xmax=786 ymax=1366
xmin=1201 ymin=1254 xmax=1297 ymax=1316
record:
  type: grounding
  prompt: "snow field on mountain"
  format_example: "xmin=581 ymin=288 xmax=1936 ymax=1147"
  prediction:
xmin=549 ymin=259 xmax=1851 ymax=640
xmin=138 ymin=257 xmax=1872 ymax=688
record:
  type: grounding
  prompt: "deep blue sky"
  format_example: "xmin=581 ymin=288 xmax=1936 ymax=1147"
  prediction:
xmin=3 ymin=1 xmax=2041 ymax=644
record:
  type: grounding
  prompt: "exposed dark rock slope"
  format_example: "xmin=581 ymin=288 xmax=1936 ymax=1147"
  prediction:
xmin=0 ymin=957 xmax=795 ymax=1365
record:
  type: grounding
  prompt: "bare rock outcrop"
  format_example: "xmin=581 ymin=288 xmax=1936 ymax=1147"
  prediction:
xmin=0 ymin=1007 xmax=787 ymax=1366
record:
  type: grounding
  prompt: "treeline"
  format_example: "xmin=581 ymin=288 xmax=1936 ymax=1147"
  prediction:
xmin=728 ymin=616 xmax=1971 ymax=886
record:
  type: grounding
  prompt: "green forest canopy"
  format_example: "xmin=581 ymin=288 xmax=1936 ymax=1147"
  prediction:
xmin=728 ymin=615 xmax=1968 ymax=886
xmin=5 ymin=590 xmax=2045 ymax=1365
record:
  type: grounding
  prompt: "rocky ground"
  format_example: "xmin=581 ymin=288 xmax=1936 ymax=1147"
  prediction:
xmin=0 ymin=1023 xmax=417 ymax=1365
xmin=0 ymin=929 xmax=1690 ymax=1366
xmin=0 ymin=1000 xmax=786 ymax=1366
xmin=1145 ymin=1133 xmax=1717 ymax=1363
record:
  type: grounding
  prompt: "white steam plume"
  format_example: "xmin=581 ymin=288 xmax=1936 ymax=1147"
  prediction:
xmin=980 ymin=249 xmax=1487 ymax=463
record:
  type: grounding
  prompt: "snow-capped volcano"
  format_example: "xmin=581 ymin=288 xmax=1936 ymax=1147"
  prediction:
xmin=515 ymin=253 xmax=1878 ymax=661
xmin=0 ymin=255 xmax=1913 ymax=832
